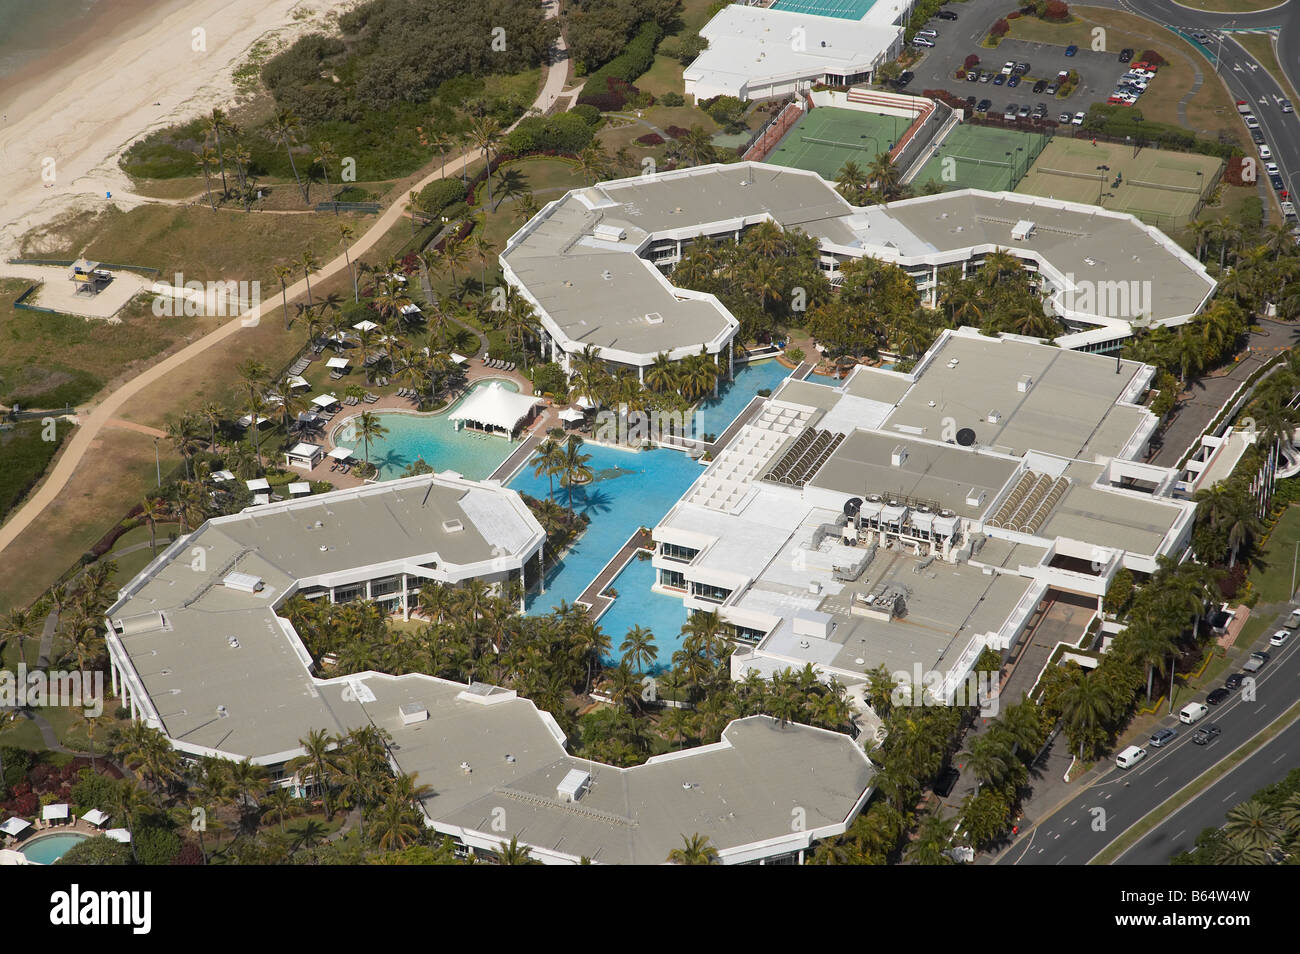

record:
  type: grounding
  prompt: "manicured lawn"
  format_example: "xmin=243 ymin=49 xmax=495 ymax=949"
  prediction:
xmin=1246 ymin=504 xmax=1300 ymax=604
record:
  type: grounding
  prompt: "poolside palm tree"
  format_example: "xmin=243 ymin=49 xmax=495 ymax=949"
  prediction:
xmin=644 ymin=351 xmax=677 ymax=393
xmin=500 ymin=296 xmax=540 ymax=370
xmin=353 ymin=411 xmax=389 ymax=473
xmin=530 ymin=438 xmax=565 ymax=500
xmin=668 ymin=833 xmax=719 ymax=865
xmin=558 ymin=435 xmax=594 ymax=515
xmin=619 ymin=624 xmax=658 ymax=673
xmin=270 ymin=108 xmax=307 ymax=201
xmin=300 ymin=250 xmax=321 ymax=308
xmin=678 ymin=348 xmax=720 ymax=402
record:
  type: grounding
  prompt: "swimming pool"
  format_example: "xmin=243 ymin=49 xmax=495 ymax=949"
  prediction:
xmin=511 ymin=443 xmax=705 ymax=614
xmin=20 ymin=832 xmax=88 ymax=864
xmin=770 ymin=0 xmax=879 ymax=20
xmin=334 ymin=379 xmax=522 ymax=480
xmin=694 ymin=359 xmax=793 ymax=439
xmin=592 ymin=553 xmax=689 ymax=671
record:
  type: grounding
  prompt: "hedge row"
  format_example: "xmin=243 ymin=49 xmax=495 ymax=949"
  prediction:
xmin=577 ymin=21 xmax=663 ymax=109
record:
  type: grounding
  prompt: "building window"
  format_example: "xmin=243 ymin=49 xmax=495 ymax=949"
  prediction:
xmin=660 ymin=542 xmax=699 ymax=563
xmin=691 ymin=581 xmax=731 ymax=603
xmin=660 ymin=568 xmax=687 ymax=589
xmin=370 ymin=576 xmax=401 ymax=597
xmin=333 ymin=584 xmax=364 ymax=604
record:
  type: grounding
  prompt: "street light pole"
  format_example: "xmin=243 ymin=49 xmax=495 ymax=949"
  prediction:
xmin=1291 ymin=539 xmax=1297 ymax=598
xmin=154 ymin=437 xmax=161 ymax=488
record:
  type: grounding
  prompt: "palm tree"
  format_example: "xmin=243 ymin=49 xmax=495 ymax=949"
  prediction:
xmin=907 ymin=809 xmax=956 ymax=865
xmin=299 ymin=250 xmax=320 ymax=308
xmin=270 ymin=108 xmax=307 ymax=201
xmin=467 ymin=116 xmax=502 ymax=209
xmin=203 ymin=107 xmax=232 ymax=198
xmin=262 ymin=786 xmax=296 ymax=832
xmin=194 ymin=147 xmax=219 ymax=210
xmin=644 ymin=352 xmax=677 ymax=393
xmin=139 ymin=497 xmax=165 ymax=556
xmin=291 ymin=728 xmax=337 ymax=819
xmin=500 ymin=296 xmax=540 ymax=369
xmin=272 ymin=264 xmax=295 ymax=331
xmin=1222 ymin=800 xmax=1282 ymax=854
xmin=530 ymin=438 xmax=565 ymax=500
xmin=577 ymin=143 xmax=609 ymax=185
xmin=619 ymin=624 xmax=658 ymax=673
xmin=355 ymin=411 xmax=389 ymax=472
xmin=1057 ymin=671 xmax=1113 ymax=761
xmin=312 ymin=140 xmax=338 ymax=207
xmin=667 ymin=833 xmax=719 ymax=864
xmin=1 ymin=608 xmax=31 ymax=667
xmin=837 ymin=160 xmax=869 ymax=204
xmin=497 ymin=835 xmax=538 ymax=864
xmin=681 ymin=126 xmax=715 ymax=166
xmin=558 ymin=435 xmax=594 ymax=514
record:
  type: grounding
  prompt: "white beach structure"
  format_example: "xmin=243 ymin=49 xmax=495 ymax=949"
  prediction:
xmin=449 ymin=383 xmax=540 ymax=437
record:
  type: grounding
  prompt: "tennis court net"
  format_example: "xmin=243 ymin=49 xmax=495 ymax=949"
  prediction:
xmin=1127 ymin=178 xmax=1203 ymax=195
xmin=1038 ymin=166 xmax=1105 ymax=182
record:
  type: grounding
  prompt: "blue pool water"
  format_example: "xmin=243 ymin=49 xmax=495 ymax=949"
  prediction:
xmin=770 ymin=0 xmax=879 ymax=20
xmin=512 ymin=443 xmax=704 ymax=614
xmin=20 ymin=832 xmax=88 ymax=864
xmin=693 ymin=359 xmax=792 ymax=438
xmin=593 ymin=553 xmax=689 ymax=670
xmin=335 ymin=379 xmax=521 ymax=480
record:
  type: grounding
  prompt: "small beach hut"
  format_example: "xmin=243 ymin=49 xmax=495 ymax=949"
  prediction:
xmin=284 ymin=442 xmax=324 ymax=471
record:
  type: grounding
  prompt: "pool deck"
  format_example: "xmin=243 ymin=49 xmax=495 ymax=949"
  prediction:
xmin=575 ymin=528 xmax=654 ymax=618
xmin=290 ymin=357 xmax=562 ymax=489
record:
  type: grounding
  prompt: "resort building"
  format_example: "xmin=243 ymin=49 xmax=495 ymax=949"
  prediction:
xmin=651 ymin=328 xmax=1198 ymax=701
xmin=500 ymin=164 xmax=1215 ymax=383
xmin=683 ymin=4 xmax=906 ymax=101
xmin=100 ymin=472 xmax=875 ymax=864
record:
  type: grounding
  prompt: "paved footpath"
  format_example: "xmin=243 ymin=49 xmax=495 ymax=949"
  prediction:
xmin=0 ymin=9 xmax=571 ymax=562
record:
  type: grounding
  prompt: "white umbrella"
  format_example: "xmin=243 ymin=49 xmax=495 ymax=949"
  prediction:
xmin=311 ymin=394 xmax=339 ymax=408
xmin=104 ymin=829 xmax=132 ymax=843
xmin=42 ymin=804 xmax=69 ymax=821
xmin=81 ymin=809 xmax=109 ymax=828
xmin=0 ymin=818 xmax=31 ymax=836
xmin=352 ymin=319 xmax=379 ymax=332
xmin=559 ymin=407 xmax=585 ymax=423
xmin=326 ymin=357 xmax=350 ymax=370
xmin=328 ymin=446 xmax=354 ymax=461
xmin=245 ymin=478 xmax=270 ymax=491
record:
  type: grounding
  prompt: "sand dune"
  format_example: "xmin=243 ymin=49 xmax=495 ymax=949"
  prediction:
xmin=0 ymin=0 xmax=356 ymax=256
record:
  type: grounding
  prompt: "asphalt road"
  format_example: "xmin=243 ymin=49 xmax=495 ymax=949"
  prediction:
xmin=996 ymin=601 xmax=1300 ymax=865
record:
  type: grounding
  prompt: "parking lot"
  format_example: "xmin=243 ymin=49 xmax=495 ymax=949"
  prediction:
xmin=904 ymin=3 xmax=1148 ymax=120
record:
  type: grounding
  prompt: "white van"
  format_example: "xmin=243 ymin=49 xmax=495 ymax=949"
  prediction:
xmin=1116 ymin=745 xmax=1147 ymax=769
xmin=1178 ymin=702 xmax=1209 ymax=725
xmin=1285 ymin=608 xmax=1300 ymax=630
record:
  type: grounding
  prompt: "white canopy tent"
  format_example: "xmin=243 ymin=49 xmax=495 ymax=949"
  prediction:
xmin=450 ymin=352 xmax=468 ymax=365
xmin=352 ymin=319 xmax=379 ymax=332
xmin=287 ymin=481 xmax=313 ymax=496
xmin=237 ymin=414 xmax=270 ymax=428
xmin=559 ymin=407 xmax=585 ymax=424
xmin=211 ymin=469 xmax=235 ymax=482
xmin=0 ymin=817 xmax=31 ymax=837
xmin=105 ymin=829 xmax=132 ymax=844
xmin=245 ymin=478 xmax=271 ymax=492
xmin=285 ymin=374 xmax=310 ymax=390
xmin=448 ymin=383 xmax=539 ymax=437
xmin=328 ymin=446 xmax=354 ymax=461
xmin=400 ymin=303 xmax=422 ymax=316
xmin=42 ymin=804 xmax=69 ymax=822
xmin=326 ymin=356 xmax=350 ymax=370
xmin=311 ymin=393 xmax=340 ymax=408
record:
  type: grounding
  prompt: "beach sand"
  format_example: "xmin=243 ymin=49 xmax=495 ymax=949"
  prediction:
xmin=0 ymin=0 xmax=356 ymax=256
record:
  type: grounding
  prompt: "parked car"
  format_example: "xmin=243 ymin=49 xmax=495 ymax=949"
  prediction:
xmin=1033 ymin=79 xmax=1048 ymax=93
xmin=994 ymin=73 xmax=1006 ymax=85
xmin=965 ymin=95 xmax=977 ymax=109
xmin=897 ymin=70 xmax=915 ymax=87
xmin=1018 ymin=104 xmax=1031 ymax=118
xmin=1224 ymin=673 xmax=1246 ymax=690
xmin=1192 ymin=723 xmax=1221 ymax=745
xmin=1004 ymin=103 xmax=1018 ymax=120
xmin=916 ymin=28 xmax=938 ymax=39
xmin=966 ymin=70 xmax=979 ymax=82
xmin=1119 ymin=48 xmax=1134 ymax=62
xmin=1236 ymin=99 xmax=1252 ymax=113
xmin=1058 ymin=111 xmax=1072 ymax=124
xmin=1116 ymin=745 xmax=1146 ymax=769
xmin=1072 ymin=111 xmax=1086 ymax=125
xmin=1179 ymin=702 xmax=1209 ymax=725
xmin=1246 ymin=115 xmax=1261 ymax=128
xmin=912 ymin=36 xmax=935 ymax=48
xmin=1271 ymin=175 xmax=1286 ymax=191
xmin=1033 ymin=103 xmax=1048 ymax=119
xmin=1259 ymin=144 xmax=1272 ymax=160
xmin=1045 ymin=82 xmax=1060 ymax=95
xmin=979 ymin=70 xmax=993 ymax=82
xmin=977 ymin=99 xmax=992 ymax=112
xmin=1269 ymin=628 xmax=1289 ymax=646
xmin=1252 ymin=129 xmax=1266 ymax=144
xmin=1013 ymin=61 xmax=1031 ymax=75
xmin=1150 ymin=727 xmax=1177 ymax=748
xmin=1001 ymin=60 xmax=1016 ymax=75
xmin=1283 ymin=99 xmax=1294 ymax=113
xmin=1207 ymin=687 xmax=1231 ymax=705
xmin=936 ymin=9 xmax=958 ymax=19
xmin=1065 ymin=44 xmax=1078 ymax=56
xmin=1008 ymin=75 xmax=1020 ymax=88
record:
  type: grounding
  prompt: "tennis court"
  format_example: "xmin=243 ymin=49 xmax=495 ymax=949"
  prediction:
xmin=911 ymin=125 xmax=1050 ymax=193
xmin=770 ymin=0 xmax=879 ymax=19
xmin=765 ymin=107 xmax=904 ymax=182
xmin=1017 ymin=138 xmax=1222 ymax=228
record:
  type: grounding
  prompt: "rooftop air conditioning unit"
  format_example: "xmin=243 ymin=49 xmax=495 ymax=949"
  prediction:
xmin=966 ymin=488 xmax=986 ymax=508
xmin=222 ymin=572 xmax=265 ymax=594
xmin=891 ymin=445 xmax=909 ymax=467
xmin=645 ymin=312 xmax=664 ymax=324
xmin=557 ymin=769 xmax=591 ymax=803
xmin=1011 ymin=219 xmax=1036 ymax=241
xmin=593 ymin=223 xmax=626 ymax=242
xmin=987 ymin=409 xmax=1002 ymax=424
xmin=399 ymin=702 xmax=428 ymax=725
xmin=442 ymin=519 xmax=464 ymax=533
xmin=1017 ymin=374 xmax=1033 ymax=393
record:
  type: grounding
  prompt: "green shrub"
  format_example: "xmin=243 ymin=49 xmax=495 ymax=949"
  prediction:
xmin=70 ymin=769 xmax=119 ymax=815
xmin=577 ymin=21 xmax=663 ymax=108
xmin=530 ymin=362 xmax=567 ymax=396
xmin=56 ymin=837 xmax=132 ymax=866
xmin=417 ymin=178 xmax=468 ymax=215
xmin=571 ymin=104 xmax=601 ymax=126
xmin=661 ymin=91 xmax=685 ymax=107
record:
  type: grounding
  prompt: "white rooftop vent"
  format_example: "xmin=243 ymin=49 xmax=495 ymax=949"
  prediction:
xmin=891 ymin=445 xmax=909 ymax=467
xmin=987 ymin=409 xmax=1002 ymax=424
xmin=557 ymin=768 xmax=591 ymax=803
xmin=460 ymin=761 xmax=472 ymax=774
xmin=645 ymin=312 xmax=663 ymax=324
xmin=966 ymin=488 xmax=986 ymax=508
xmin=227 ymin=636 xmax=240 ymax=649
xmin=1017 ymin=374 xmax=1033 ymax=393
xmin=399 ymin=702 xmax=428 ymax=725
xmin=1011 ymin=219 xmax=1035 ymax=241
xmin=593 ymin=223 xmax=626 ymax=242
xmin=222 ymin=571 xmax=265 ymax=594
xmin=601 ymin=270 xmax=613 ymax=280
xmin=442 ymin=519 xmax=464 ymax=533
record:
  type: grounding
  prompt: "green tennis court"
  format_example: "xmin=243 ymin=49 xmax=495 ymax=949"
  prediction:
xmin=1016 ymin=138 xmax=1222 ymax=227
xmin=911 ymin=125 xmax=1050 ymax=193
xmin=765 ymin=107 xmax=905 ymax=182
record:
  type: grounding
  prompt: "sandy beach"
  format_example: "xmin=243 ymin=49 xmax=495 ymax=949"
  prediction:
xmin=0 ymin=0 xmax=356 ymax=256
